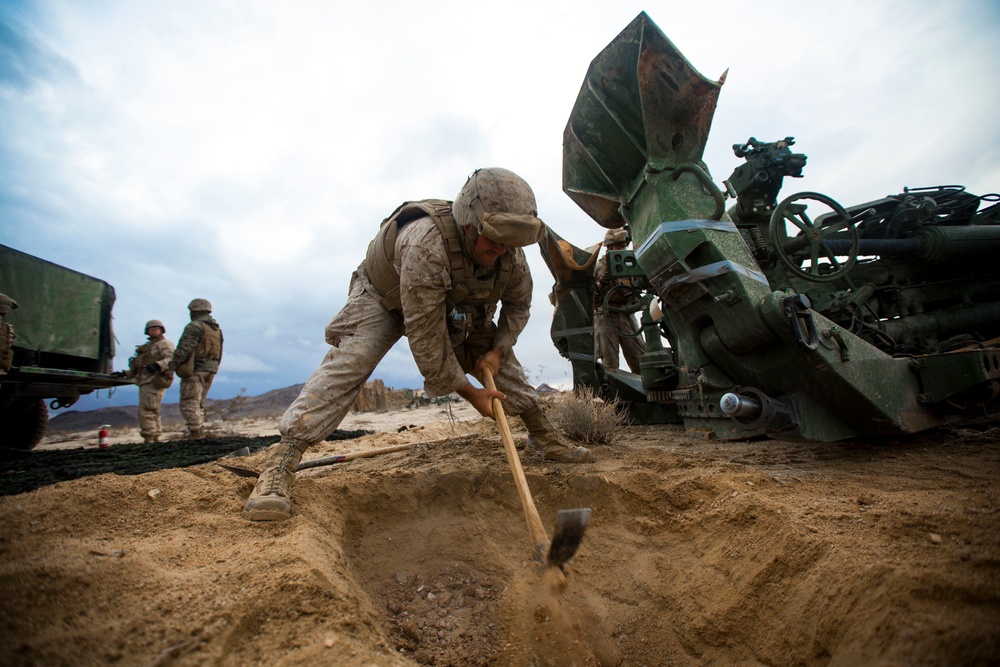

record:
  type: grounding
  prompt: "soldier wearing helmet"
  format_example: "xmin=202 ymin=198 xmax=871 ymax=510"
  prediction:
xmin=594 ymin=228 xmax=645 ymax=373
xmin=124 ymin=319 xmax=175 ymax=443
xmin=246 ymin=168 xmax=593 ymax=522
xmin=167 ymin=298 xmax=223 ymax=439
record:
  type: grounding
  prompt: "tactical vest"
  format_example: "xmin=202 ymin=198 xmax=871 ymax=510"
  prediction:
xmin=177 ymin=322 xmax=222 ymax=378
xmin=196 ymin=323 xmax=223 ymax=362
xmin=131 ymin=341 xmax=159 ymax=369
xmin=129 ymin=339 xmax=175 ymax=388
xmin=364 ymin=199 xmax=513 ymax=314
xmin=595 ymin=256 xmax=635 ymax=310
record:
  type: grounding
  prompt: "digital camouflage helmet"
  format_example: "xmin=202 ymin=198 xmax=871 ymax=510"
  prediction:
xmin=453 ymin=168 xmax=545 ymax=247
xmin=187 ymin=298 xmax=212 ymax=313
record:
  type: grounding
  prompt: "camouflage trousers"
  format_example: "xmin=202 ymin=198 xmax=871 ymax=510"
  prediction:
xmin=179 ymin=370 xmax=215 ymax=434
xmin=594 ymin=308 xmax=645 ymax=373
xmin=279 ymin=285 xmax=539 ymax=447
xmin=137 ymin=383 xmax=167 ymax=440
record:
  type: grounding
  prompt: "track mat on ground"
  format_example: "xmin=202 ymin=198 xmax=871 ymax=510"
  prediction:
xmin=0 ymin=430 xmax=371 ymax=496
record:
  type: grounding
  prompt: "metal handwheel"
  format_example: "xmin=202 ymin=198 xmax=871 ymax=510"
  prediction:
xmin=601 ymin=285 xmax=644 ymax=338
xmin=770 ymin=191 xmax=859 ymax=282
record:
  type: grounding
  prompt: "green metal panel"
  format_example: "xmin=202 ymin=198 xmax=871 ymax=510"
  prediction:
xmin=563 ymin=11 xmax=724 ymax=233
xmin=551 ymin=11 xmax=1000 ymax=441
xmin=0 ymin=244 xmax=115 ymax=362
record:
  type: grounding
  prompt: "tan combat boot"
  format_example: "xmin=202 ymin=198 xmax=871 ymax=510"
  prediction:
xmin=245 ymin=439 xmax=308 ymax=521
xmin=520 ymin=405 xmax=594 ymax=463
xmin=189 ymin=428 xmax=204 ymax=440
xmin=143 ymin=435 xmax=159 ymax=444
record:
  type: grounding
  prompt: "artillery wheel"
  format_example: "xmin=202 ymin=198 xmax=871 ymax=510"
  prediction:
xmin=1 ymin=398 xmax=48 ymax=451
xmin=601 ymin=285 xmax=644 ymax=338
xmin=770 ymin=192 xmax=859 ymax=282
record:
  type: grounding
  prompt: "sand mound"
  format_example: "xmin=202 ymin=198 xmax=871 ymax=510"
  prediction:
xmin=1 ymin=407 xmax=998 ymax=665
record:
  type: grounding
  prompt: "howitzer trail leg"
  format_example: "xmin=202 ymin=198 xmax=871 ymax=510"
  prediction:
xmin=520 ymin=405 xmax=594 ymax=463
xmin=245 ymin=438 xmax=308 ymax=521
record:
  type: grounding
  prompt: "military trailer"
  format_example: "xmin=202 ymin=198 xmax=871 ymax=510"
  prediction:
xmin=0 ymin=244 xmax=131 ymax=450
xmin=542 ymin=12 xmax=1000 ymax=442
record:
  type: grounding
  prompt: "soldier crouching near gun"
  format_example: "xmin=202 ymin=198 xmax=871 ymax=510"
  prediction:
xmin=246 ymin=167 xmax=593 ymax=522
xmin=167 ymin=299 xmax=223 ymax=440
xmin=122 ymin=320 xmax=175 ymax=443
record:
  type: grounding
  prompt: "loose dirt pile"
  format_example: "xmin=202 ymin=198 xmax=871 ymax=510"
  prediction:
xmin=1 ymin=405 xmax=998 ymax=666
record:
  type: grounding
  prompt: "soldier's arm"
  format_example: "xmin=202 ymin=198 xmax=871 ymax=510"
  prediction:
xmin=398 ymin=224 xmax=469 ymax=396
xmin=151 ymin=339 xmax=175 ymax=371
xmin=168 ymin=323 xmax=201 ymax=370
xmin=594 ymin=255 xmax=612 ymax=290
xmin=492 ymin=250 xmax=532 ymax=357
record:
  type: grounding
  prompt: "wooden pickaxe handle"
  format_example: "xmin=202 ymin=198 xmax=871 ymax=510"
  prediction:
xmin=483 ymin=367 xmax=550 ymax=563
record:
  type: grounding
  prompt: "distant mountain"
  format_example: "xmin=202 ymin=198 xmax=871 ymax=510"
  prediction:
xmin=48 ymin=384 xmax=307 ymax=433
xmin=48 ymin=381 xmax=559 ymax=433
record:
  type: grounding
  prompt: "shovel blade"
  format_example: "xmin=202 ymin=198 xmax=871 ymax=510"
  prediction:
xmin=546 ymin=508 xmax=592 ymax=568
xmin=217 ymin=463 xmax=260 ymax=478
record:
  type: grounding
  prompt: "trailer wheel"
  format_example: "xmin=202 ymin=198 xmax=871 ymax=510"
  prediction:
xmin=1 ymin=398 xmax=48 ymax=451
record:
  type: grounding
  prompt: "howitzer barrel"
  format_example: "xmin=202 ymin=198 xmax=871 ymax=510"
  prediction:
xmin=911 ymin=225 xmax=1000 ymax=262
xmin=879 ymin=301 xmax=1000 ymax=343
xmin=825 ymin=226 xmax=1000 ymax=262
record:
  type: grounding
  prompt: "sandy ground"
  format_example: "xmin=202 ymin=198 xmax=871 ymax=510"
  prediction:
xmin=1 ymin=402 xmax=999 ymax=666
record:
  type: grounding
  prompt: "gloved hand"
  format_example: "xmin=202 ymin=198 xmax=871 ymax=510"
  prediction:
xmin=145 ymin=363 xmax=160 ymax=373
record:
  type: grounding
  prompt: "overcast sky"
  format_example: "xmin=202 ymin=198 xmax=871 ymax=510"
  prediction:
xmin=2 ymin=0 xmax=999 ymax=412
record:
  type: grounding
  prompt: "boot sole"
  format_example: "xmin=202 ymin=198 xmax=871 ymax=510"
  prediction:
xmin=245 ymin=506 xmax=292 ymax=521
xmin=542 ymin=451 xmax=595 ymax=463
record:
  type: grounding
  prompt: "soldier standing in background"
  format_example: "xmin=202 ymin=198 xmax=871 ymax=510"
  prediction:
xmin=245 ymin=168 xmax=593 ymax=522
xmin=125 ymin=320 xmax=175 ymax=443
xmin=167 ymin=299 xmax=223 ymax=439
xmin=594 ymin=228 xmax=645 ymax=373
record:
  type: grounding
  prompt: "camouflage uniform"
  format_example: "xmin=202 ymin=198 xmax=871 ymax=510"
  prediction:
xmin=169 ymin=307 xmax=223 ymax=438
xmin=246 ymin=169 xmax=591 ymax=522
xmin=126 ymin=327 xmax=175 ymax=443
xmin=594 ymin=241 xmax=645 ymax=373
xmin=279 ymin=216 xmax=538 ymax=444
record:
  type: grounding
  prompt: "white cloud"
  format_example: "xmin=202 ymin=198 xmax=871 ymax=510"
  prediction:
xmin=2 ymin=0 xmax=998 ymax=410
xmin=213 ymin=351 xmax=275 ymax=374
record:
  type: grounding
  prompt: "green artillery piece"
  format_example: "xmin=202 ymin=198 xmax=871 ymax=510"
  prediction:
xmin=542 ymin=12 xmax=1000 ymax=442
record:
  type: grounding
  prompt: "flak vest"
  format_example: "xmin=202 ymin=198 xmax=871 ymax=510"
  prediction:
xmin=129 ymin=339 xmax=175 ymax=389
xmin=176 ymin=322 xmax=223 ymax=378
xmin=131 ymin=341 xmax=162 ymax=368
xmin=197 ymin=324 xmax=223 ymax=363
xmin=363 ymin=200 xmax=513 ymax=322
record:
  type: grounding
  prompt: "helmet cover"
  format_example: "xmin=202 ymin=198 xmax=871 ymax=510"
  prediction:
xmin=453 ymin=168 xmax=544 ymax=247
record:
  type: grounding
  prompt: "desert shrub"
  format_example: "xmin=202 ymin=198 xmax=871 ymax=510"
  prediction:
xmin=209 ymin=387 xmax=248 ymax=433
xmin=549 ymin=386 xmax=627 ymax=445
